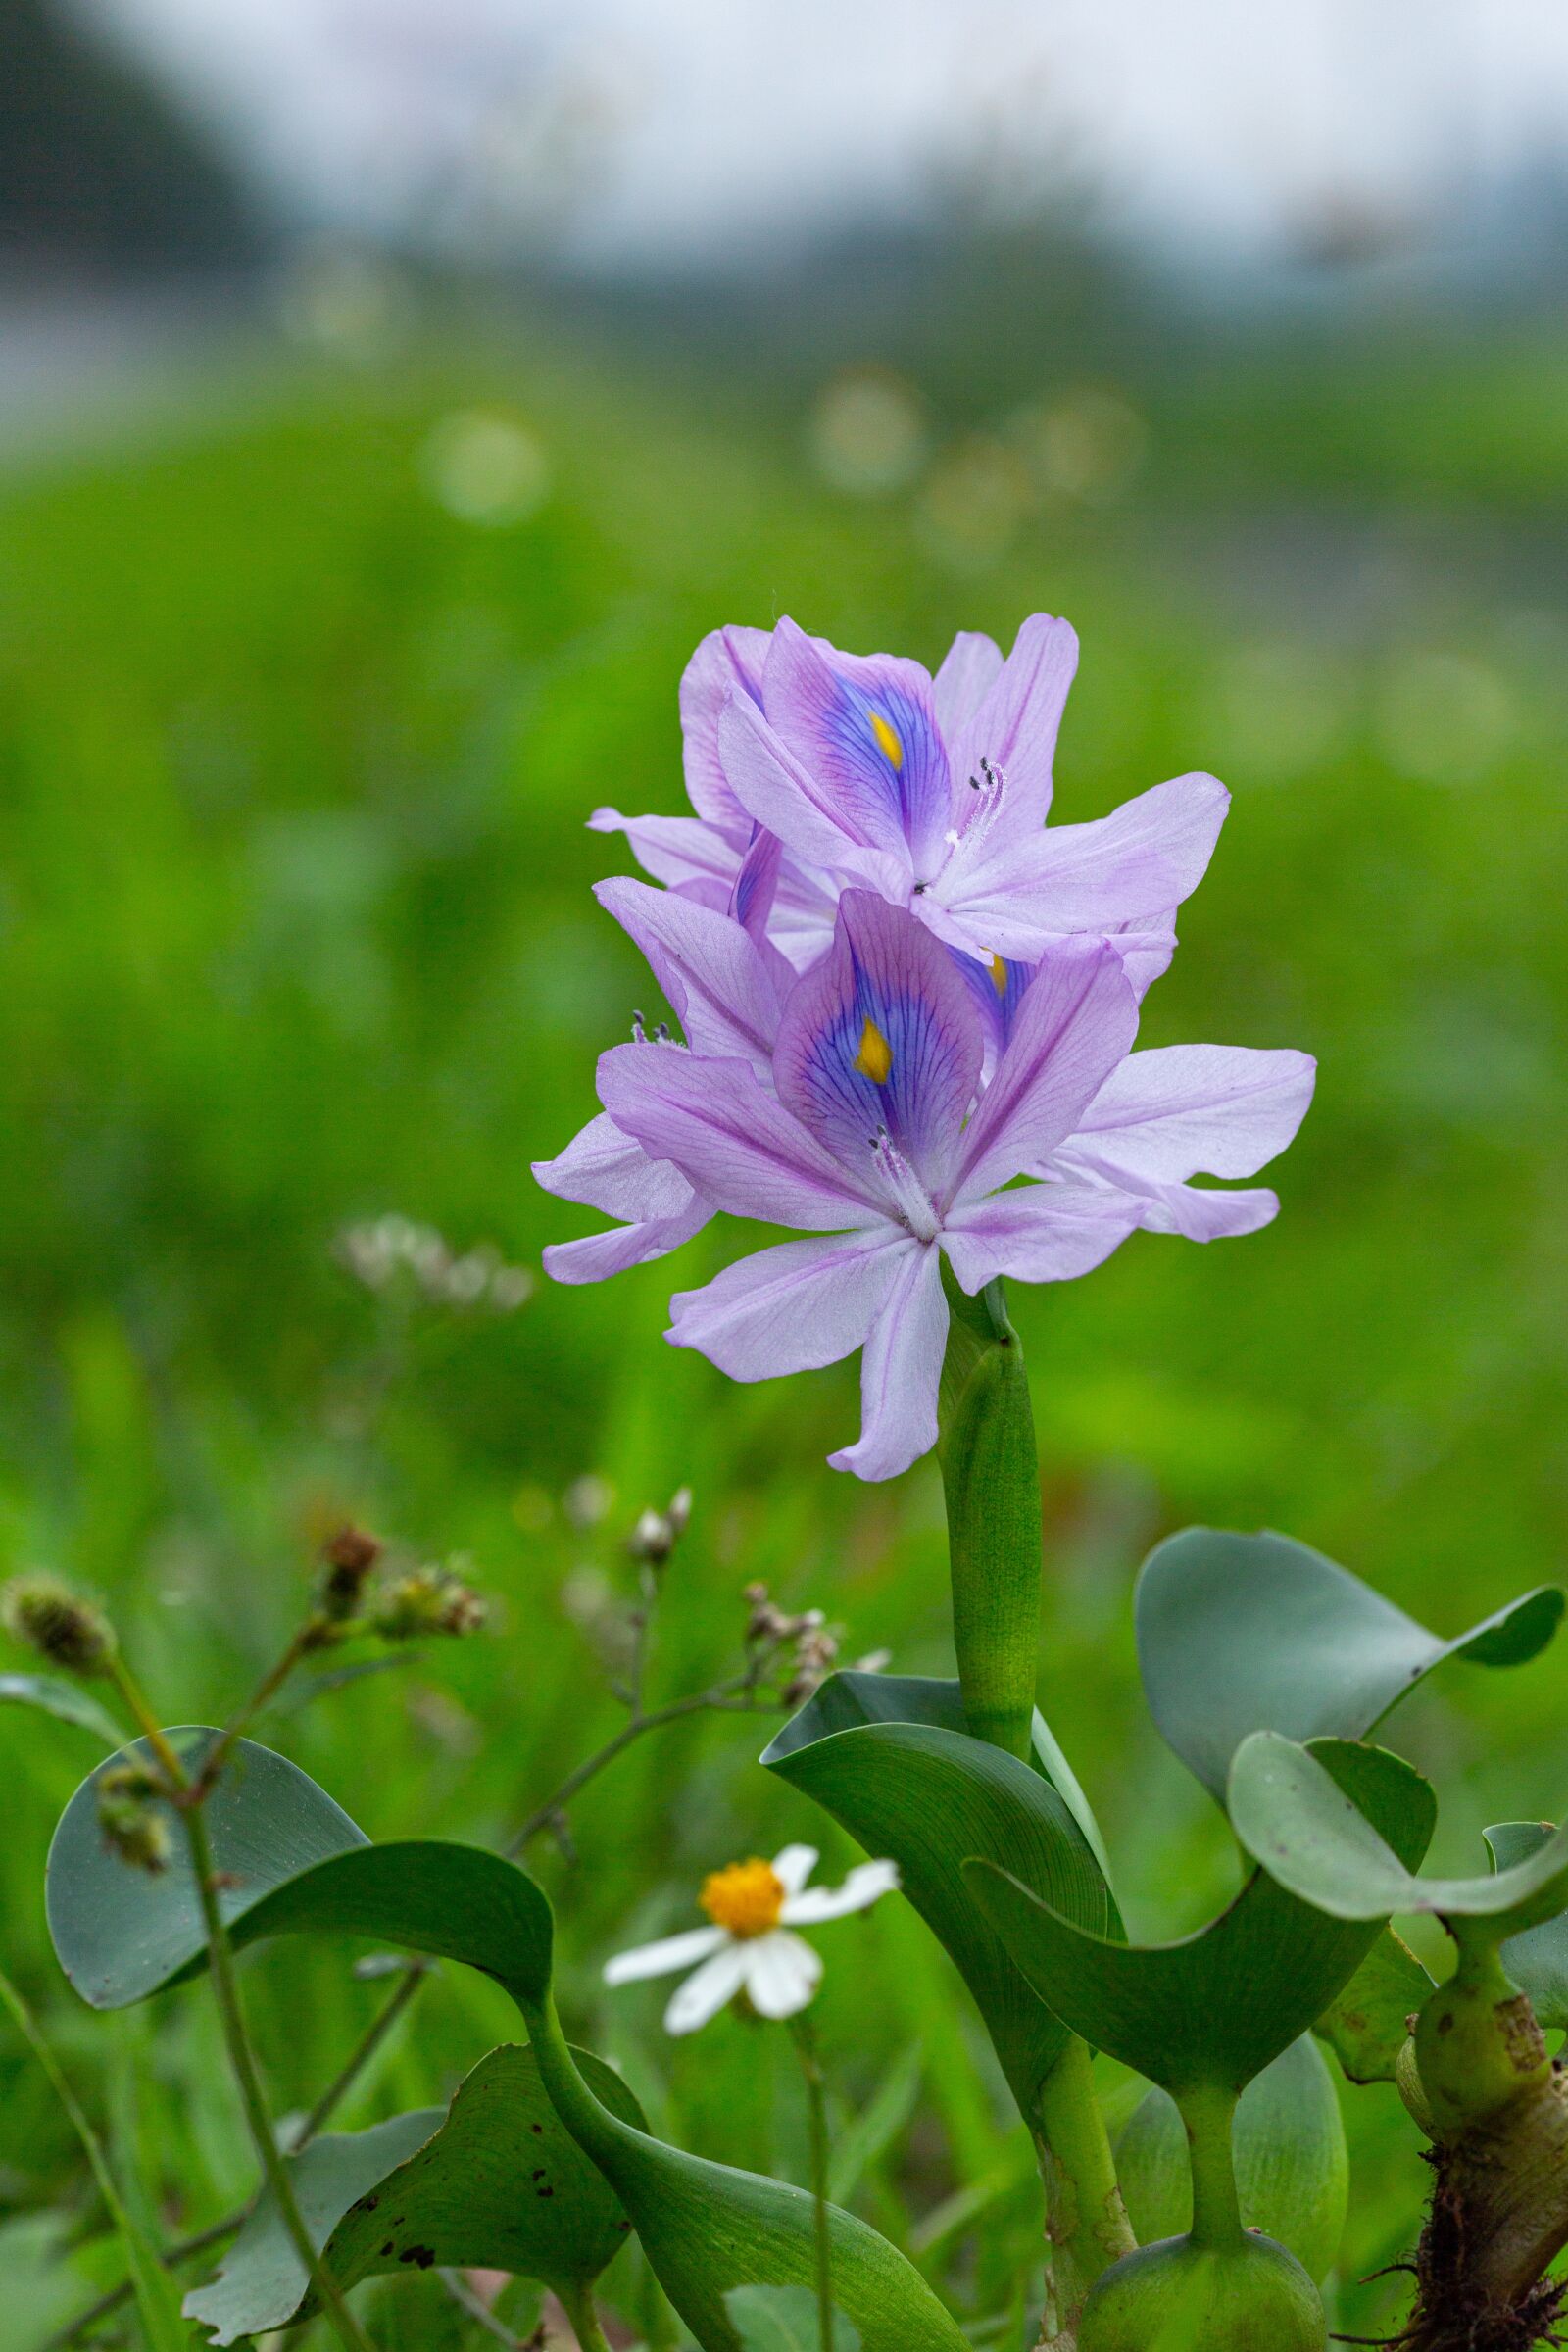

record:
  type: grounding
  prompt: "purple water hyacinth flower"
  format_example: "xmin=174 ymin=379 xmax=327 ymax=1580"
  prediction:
xmin=535 ymin=879 xmax=1315 ymax=1299
xmin=594 ymin=891 xmax=1152 ymax=1479
xmin=591 ymin=614 xmax=1219 ymax=983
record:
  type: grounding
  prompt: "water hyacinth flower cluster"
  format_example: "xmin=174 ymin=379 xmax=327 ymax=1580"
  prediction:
xmin=536 ymin=612 xmax=1315 ymax=1476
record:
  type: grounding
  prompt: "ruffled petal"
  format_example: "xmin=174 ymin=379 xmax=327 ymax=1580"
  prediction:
xmin=604 ymin=1925 xmax=728 ymax=1984
xmin=541 ymin=1195 xmax=711 ymax=1286
xmin=931 ymin=629 xmax=1003 ymax=735
xmin=667 ymin=1230 xmax=912 ymax=1380
xmin=782 ymin=1858 xmax=900 ymax=1924
xmin=947 ymin=612 xmax=1078 ymax=837
xmin=533 ymin=1110 xmax=695 ymax=1221
xmin=773 ymin=891 xmax=982 ymax=1197
xmin=738 ymin=1930 xmax=823 ymax=2020
xmin=953 ymin=940 xmax=1139 ymax=1202
xmin=589 ymin=807 xmax=748 ymax=900
xmin=761 ymin=617 xmax=952 ymax=870
xmin=679 ymin=624 xmax=772 ymax=824
xmin=596 ymin=877 xmax=785 ymax=1071
xmin=1070 ymin=1045 xmax=1317 ymax=1183
xmin=599 ymin=1044 xmax=886 ymax=1230
xmin=940 ymin=1185 xmax=1140 ymax=1292
xmin=829 ymin=1242 xmax=947 ymax=1481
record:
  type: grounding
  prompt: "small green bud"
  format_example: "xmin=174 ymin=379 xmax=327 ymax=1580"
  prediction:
xmin=96 ymin=1762 xmax=173 ymax=1875
xmin=1414 ymin=1938 xmax=1550 ymax=2134
xmin=1 ymin=1573 xmax=117 ymax=1676
xmin=1081 ymin=2233 xmax=1325 ymax=2352
xmin=371 ymin=1566 xmax=486 ymax=1642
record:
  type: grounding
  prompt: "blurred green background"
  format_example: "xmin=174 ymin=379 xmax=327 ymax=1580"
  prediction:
xmin=3 ymin=7 xmax=1568 ymax=2343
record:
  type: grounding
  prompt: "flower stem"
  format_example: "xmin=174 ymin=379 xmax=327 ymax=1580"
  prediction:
xmin=1176 ymin=2084 xmax=1243 ymax=2251
xmin=1034 ymin=2038 xmax=1136 ymax=2342
xmin=182 ymin=1793 xmax=376 ymax=2352
xmin=560 ymin=2281 xmax=613 ymax=2352
xmin=788 ymin=2013 xmax=836 ymax=2352
xmin=937 ymin=1269 xmax=1042 ymax=1761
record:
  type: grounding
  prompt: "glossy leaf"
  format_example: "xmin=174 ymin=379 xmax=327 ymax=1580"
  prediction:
xmin=1137 ymin=1528 xmax=1562 ymax=1802
xmin=1487 ymin=1823 xmax=1568 ymax=2029
xmin=185 ymin=2044 xmax=643 ymax=2344
xmin=48 ymin=1730 xmax=556 ymax=2012
xmin=1231 ymin=1735 xmax=1568 ymax=1938
xmin=1115 ymin=2034 xmax=1348 ymax=2282
xmin=523 ymin=1995 xmax=969 ymax=2352
xmin=0 ymin=1672 xmax=126 ymax=1748
xmin=764 ymin=1675 xmax=1117 ymax=2123
xmin=727 ymin=2284 xmax=863 ymax=2352
xmin=50 ymin=1733 xmax=965 ymax=2352
xmin=1314 ymin=1928 xmax=1433 ymax=2083
xmin=965 ymin=1740 xmax=1435 ymax=2098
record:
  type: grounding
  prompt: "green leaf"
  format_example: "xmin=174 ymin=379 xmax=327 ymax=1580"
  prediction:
xmin=184 ymin=2043 xmax=643 ymax=2344
xmin=1115 ymin=2035 xmax=1348 ymax=2282
xmin=50 ymin=1734 xmax=964 ymax=2352
xmin=1487 ymin=1823 xmax=1568 ymax=2029
xmin=1137 ymin=1528 xmax=1562 ymax=1802
xmin=522 ymin=1995 xmax=970 ymax=2352
xmin=0 ymin=1671 xmax=125 ymax=1748
xmin=826 ymin=2039 xmax=922 ymax=2208
xmin=0 ymin=1966 xmax=189 ymax=2352
xmin=764 ymin=1677 xmax=1117 ymax=2125
xmin=47 ymin=1730 xmax=555 ymax=2012
xmin=1230 ymin=1734 xmax=1568 ymax=1940
xmin=964 ymin=1740 xmax=1435 ymax=2098
xmin=1313 ymin=1927 xmax=1433 ymax=2083
xmin=937 ymin=1270 xmax=1042 ymax=1760
xmin=726 ymin=2284 xmax=863 ymax=2352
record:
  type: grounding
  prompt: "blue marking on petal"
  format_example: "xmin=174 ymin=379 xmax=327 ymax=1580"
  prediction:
xmin=952 ymin=946 xmax=1038 ymax=1057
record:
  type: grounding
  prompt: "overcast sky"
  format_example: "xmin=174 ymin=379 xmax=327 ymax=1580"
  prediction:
xmin=82 ymin=0 xmax=1568 ymax=269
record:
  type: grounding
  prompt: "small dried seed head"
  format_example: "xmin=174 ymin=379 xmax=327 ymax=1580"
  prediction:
xmin=372 ymin=1566 xmax=487 ymax=1642
xmin=318 ymin=1524 xmax=383 ymax=1619
xmin=628 ymin=1508 xmax=674 ymax=1564
xmin=96 ymin=1762 xmax=172 ymax=1874
xmin=2 ymin=1574 xmax=117 ymax=1676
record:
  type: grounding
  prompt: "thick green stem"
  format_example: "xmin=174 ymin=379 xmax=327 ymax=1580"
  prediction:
xmin=560 ymin=2282 xmax=612 ymax=2352
xmin=937 ymin=1269 xmax=1043 ymax=1761
xmin=1176 ymin=2085 xmax=1244 ymax=2252
xmin=1034 ymin=2039 xmax=1136 ymax=2343
xmin=789 ymin=2014 xmax=836 ymax=2352
xmin=519 ymin=1989 xmax=625 ymax=2175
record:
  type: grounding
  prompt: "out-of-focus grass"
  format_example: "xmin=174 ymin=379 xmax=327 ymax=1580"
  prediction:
xmin=0 ymin=311 xmax=1565 ymax=2345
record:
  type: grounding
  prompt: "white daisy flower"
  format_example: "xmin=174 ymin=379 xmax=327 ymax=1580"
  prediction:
xmin=604 ymin=1844 xmax=900 ymax=2035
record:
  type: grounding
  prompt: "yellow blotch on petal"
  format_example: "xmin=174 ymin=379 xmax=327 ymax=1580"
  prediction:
xmin=701 ymin=1858 xmax=785 ymax=1939
xmin=853 ymin=1017 xmax=894 ymax=1084
xmin=868 ymin=710 xmax=904 ymax=770
xmin=988 ymin=953 xmax=1008 ymax=998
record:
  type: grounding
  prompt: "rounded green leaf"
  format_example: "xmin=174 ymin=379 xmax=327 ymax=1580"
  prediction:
xmin=47 ymin=1730 xmax=553 ymax=2010
xmin=185 ymin=2043 xmax=643 ymax=2344
xmin=1231 ymin=1735 xmax=1568 ymax=1939
xmin=1137 ymin=1529 xmax=1562 ymax=1802
xmin=764 ymin=1679 xmax=1116 ymax=2125
xmin=964 ymin=1740 xmax=1435 ymax=2098
xmin=1116 ymin=2035 xmax=1348 ymax=2282
xmin=1313 ymin=1928 xmax=1433 ymax=2084
xmin=523 ymin=1996 xmax=967 ymax=2352
xmin=1486 ymin=1823 xmax=1568 ymax=2029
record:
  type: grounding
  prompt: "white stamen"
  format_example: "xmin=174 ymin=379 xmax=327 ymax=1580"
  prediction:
xmin=869 ymin=1128 xmax=942 ymax=1244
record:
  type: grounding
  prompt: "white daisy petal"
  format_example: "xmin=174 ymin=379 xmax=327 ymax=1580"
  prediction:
xmin=770 ymin=1844 xmax=820 ymax=1896
xmin=663 ymin=1942 xmax=753 ymax=2034
xmin=604 ymin=1926 xmax=728 ymax=1985
xmin=782 ymin=1858 xmax=901 ymax=1925
xmin=740 ymin=1930 xmax=823 ymax=2020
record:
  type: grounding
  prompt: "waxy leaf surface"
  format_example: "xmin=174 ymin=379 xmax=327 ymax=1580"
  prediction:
xmin=1116 ymin=2034 xmax=1347 ymax=2282
xmin=1313 ymin=1928 xmax=1433 ymax=2083
xmin=185 ymin=2044 xmax=643 ymax=2344
xmin=727 ymin=2284 xmax=863 ymax=2352
xmin=1138 ymin=1529 xmax=1562 ymax=1801
xmin=965 ymin=1740 xmax=1435 ymax=2096
xmin=764 ymin=1673 xmax=1116 ymax=2122
xmin=1231 ymin=1735 xmax=1568 ymax=1938
xmin=1487 ymin=1823 xmax=1568 ymax=2029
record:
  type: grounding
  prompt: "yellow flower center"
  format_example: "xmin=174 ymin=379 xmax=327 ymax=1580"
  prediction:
xmin=853 ymin=1017 xmax=894 ymax=1084
xmin=868 ymin=710 xmax=904 ymax=770
xmin=988 ymin=952 xmax=1008 ymax=998
xmin=701 ymin=1858 xmax=786 ymax=1938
